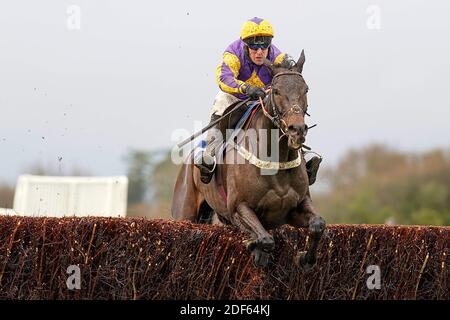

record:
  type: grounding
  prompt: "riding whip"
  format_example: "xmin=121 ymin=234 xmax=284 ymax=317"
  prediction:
xmin=176 ymin=97 xmax=251 ymax=148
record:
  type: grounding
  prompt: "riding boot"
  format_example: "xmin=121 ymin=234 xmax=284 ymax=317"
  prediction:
xmin=194 ymin=114 xmax=222 ymax=184
xmin=305 ymin=156 xmax=322 ymax=186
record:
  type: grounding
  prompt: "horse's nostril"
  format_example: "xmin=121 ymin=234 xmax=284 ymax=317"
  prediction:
xmin=288 ymin=125 xmax=306 ymax=135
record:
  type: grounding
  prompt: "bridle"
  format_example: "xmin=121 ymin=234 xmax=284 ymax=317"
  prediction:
xmin=259 ymin=71 xmax=309 ymax=138
xmin=234 ymin=71 xmax=316 ymax=168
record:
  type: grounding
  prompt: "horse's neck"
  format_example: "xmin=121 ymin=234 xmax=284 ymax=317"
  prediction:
xmin=250 ymin=109 xmax=297 ymax=163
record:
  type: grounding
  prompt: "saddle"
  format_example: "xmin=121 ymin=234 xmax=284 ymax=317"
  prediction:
xmin=193 ymin=100 xmax=260 ymax=172
xmin=216 ymin=101 xmax=261 ymax=158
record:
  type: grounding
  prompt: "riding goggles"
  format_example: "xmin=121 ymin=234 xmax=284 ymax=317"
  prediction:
xmin=247 ymin=42 xmax=271 ymax=50
xmin=244 ymin=36 xmax=272 ymax=50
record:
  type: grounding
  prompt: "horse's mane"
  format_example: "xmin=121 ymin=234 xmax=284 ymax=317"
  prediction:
xmin=272 ymin=55 xmax=298 ymax=73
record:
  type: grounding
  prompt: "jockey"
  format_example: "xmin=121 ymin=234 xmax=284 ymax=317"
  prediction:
xmin=195 ymin=17 xmax=321 ymax=184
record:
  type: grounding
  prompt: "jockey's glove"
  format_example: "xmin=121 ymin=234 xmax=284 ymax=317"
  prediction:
xmin=242 ymin=84 xmax=266 ymax=100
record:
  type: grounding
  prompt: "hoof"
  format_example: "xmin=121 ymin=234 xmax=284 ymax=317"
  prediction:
xmin=246 ymin=235 xmax=275 ymax=268
xmin=309 ymin=216 xmax=326 ymax=235
xmin=295 ymin=251 xmax=315 ymax=273
xmin=252 ymin=248 xmax=271 ymax=267
xmin=244 ymin=239 xmax=257 ymax=251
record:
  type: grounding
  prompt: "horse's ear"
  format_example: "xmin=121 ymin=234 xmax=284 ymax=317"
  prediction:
xmin=295 ymin=49 xmax=306 ymax=73
xmin=263 ymin=58 xmax=276 ymax=75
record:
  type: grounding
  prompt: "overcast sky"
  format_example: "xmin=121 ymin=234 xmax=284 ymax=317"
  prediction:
xmin=1 ymin=0 xmax=449 ymax=185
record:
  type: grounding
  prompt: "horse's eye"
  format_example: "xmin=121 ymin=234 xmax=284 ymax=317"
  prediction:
xmin=272 ymin=89 xmax=280 ymax=95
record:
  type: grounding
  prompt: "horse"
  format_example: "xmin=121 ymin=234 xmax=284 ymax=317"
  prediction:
xmin=172 ymin=50 xmax=326 ymax=270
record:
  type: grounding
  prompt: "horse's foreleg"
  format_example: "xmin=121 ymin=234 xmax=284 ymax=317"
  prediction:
xmin=233 ymin=202 xmax=274 ymax=267
xmin=288 ymin=193 xmax=326 ymax=272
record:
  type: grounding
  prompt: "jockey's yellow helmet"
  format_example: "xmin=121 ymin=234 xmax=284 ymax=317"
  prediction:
xmin=240 ymin=17 xmax=274 ymax=40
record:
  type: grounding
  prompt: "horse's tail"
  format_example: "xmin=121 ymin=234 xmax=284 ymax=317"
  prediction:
xmin=171 ymin=151 xmax=200 ymax=221
xmin=172 ymin=151 xmax=215 ymax=224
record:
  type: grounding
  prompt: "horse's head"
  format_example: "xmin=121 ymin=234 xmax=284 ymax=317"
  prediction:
xmin=264 ymin=50 xmax=309 ymax=150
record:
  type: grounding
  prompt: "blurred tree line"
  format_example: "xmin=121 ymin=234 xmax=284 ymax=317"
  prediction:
xmin=127 ymin=144 xmax=450 ymax=226
xmin=314 ymin=145 xmax=450 ymax=226
xmin=0 ymin=184 xmax=14 ymax=208
xmin=124 ymin=149 xmax=178 ymax=219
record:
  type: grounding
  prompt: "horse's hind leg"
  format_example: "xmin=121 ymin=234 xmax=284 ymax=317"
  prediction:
xmin=288 ymin=192 xmax=326 ymax=272
xmin=233 ymin=203 xmax=275 ymax=267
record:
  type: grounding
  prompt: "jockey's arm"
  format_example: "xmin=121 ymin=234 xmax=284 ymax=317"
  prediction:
xmin=216 ymin=52 xmax=247 ymax=95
